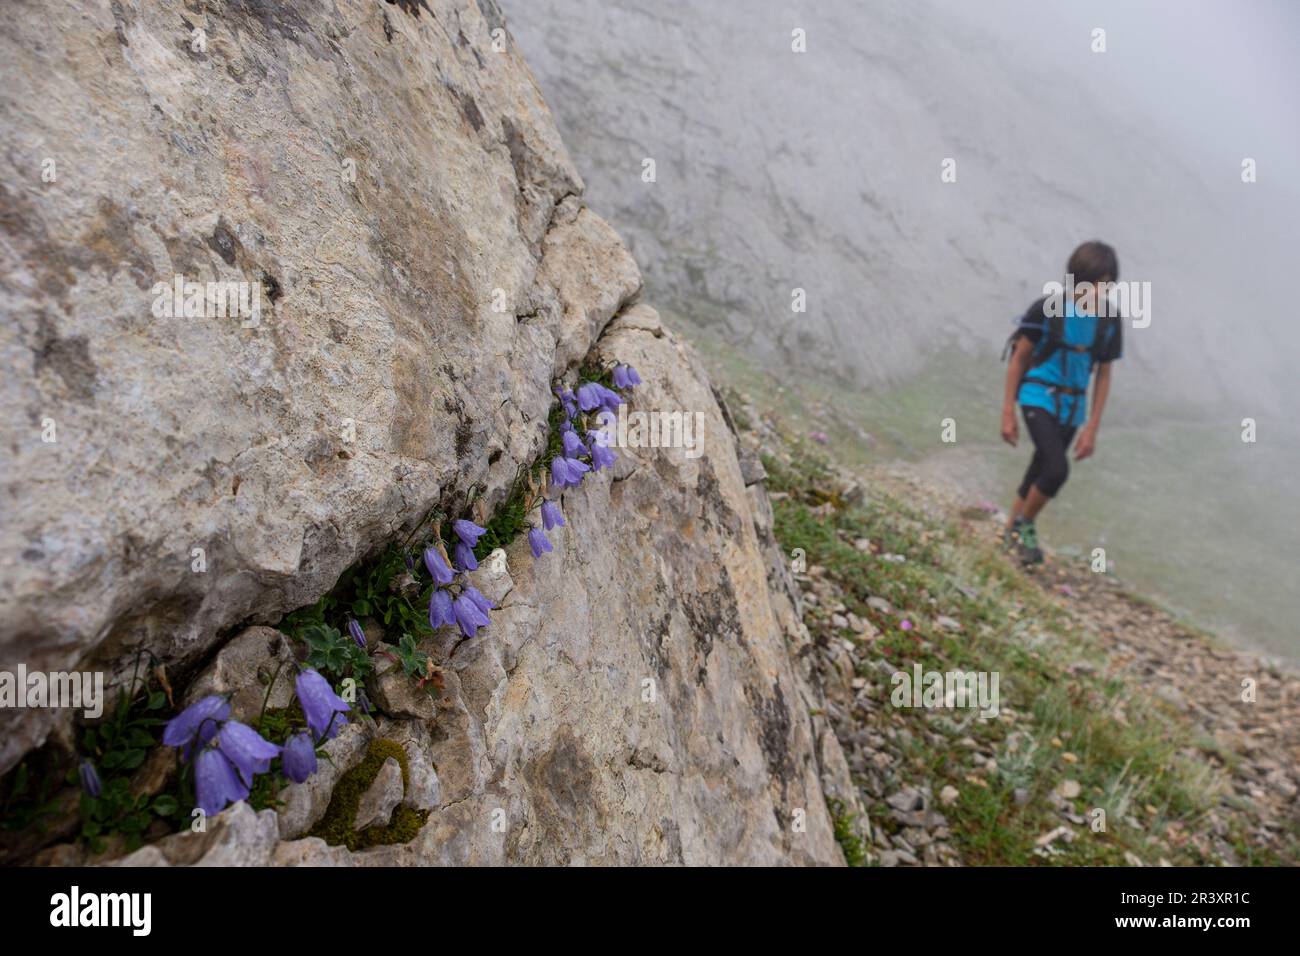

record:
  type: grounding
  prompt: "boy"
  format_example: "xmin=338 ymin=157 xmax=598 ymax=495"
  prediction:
xmin=1001 ymin=241 xmax=1122 ymax=564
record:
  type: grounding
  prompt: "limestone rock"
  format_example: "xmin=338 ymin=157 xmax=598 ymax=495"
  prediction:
xmin=184 ymin=626 xmax=297 ymax=723
xmin=0 ymin=0 xmax=638 ymax=774
xmin=115 ymin=802 xmax=280 ymax=867
xmin=367 ymin=648 xmax=438 ymax=722
xmin=354 ymin=757 xmax=404 ymax=831
xmin=276 ymin=721 xmax=372 ymax=840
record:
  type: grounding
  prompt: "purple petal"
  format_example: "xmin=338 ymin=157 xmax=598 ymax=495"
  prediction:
xmin=194 ymin=748 xmax=249 ymax=818
xmin=454 ymin=540 xmax=478 ymax=572
xmin=423 ymin=546 xmax=454 ymax=585
xmin=162 ymin=695 xmax=231 ymax=751
xmin=429 ymin=588 xmax=454 ymax=629
xmin=295 ymin=669 xmax=350 ymax=743
xmin=528 ymin=527 xmax=552 ymax=558
xmin=541 ymin=500 xmax=564 ymax=530
xmin=452 ymin=519 xmax=487 ymax=547
xmin=282 ymin=732 xmax=318 ymax=784
xmin=217 ymin=720 xmax=282 ymax=786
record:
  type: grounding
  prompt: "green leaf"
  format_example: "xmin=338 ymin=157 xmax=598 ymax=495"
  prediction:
xmin=148 ymin=690 xmax=167 ymax=710
xmin=153 ymin=795 xmax=178 ymax=816
xmin=121 ymin=749 xmax=147 ymax=771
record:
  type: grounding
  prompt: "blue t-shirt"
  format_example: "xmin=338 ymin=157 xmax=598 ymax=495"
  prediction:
xmin=1016 ymin=297 xmax=1121 ymax=427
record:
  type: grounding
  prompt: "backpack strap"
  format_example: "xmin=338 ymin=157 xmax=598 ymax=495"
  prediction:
xmin=1001 ymin=295 xmax=1053 ymax=362
xmin=1090 ymin=315 xmax=1119 ymax=368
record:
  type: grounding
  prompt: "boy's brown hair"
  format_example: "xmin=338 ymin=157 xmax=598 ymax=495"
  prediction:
xmin=1067 ymin=240 xmax=1119 ymax=285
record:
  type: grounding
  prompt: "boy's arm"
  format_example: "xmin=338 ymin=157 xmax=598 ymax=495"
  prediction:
xmin=1001 ymin=337 xmax=1033 ymax=446
xmin=1075 ymin=362 xmax=1113 ymax=460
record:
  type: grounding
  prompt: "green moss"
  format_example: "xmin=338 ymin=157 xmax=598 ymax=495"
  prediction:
xmin=827 ymin=798 xmax=867 ymax=867
xmin=308 ymin=739 xmax=429 ymax=851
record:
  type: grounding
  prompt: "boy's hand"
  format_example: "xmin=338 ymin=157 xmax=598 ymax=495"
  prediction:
xmin=1000 ymin=407 xmax=1018 ymax=446
xmin=1074 ymin=425 xmax=1097 ymax=460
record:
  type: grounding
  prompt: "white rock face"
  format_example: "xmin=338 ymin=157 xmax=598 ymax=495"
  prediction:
xmin=1 ymin=1 xmax=859 ymax=864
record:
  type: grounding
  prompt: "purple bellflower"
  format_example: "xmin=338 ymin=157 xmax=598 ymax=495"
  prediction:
xmin=561 ymin=429 xmax=586 ymax=459
xmin=528 ymin=527 xmax=552 ymax=558
xmin=348 ymin=618 xmax=366 ymax=649
xmin=540 ymin=500 xmax=564 ymax=530
xmin=454 ymin=540 xmax=478 ymax=572
xmin=452 ymin=519 xmax=487 ymax=548
xmin=163 ymin=695 xmax=231 ymax=757
xmin=589 ymin=434 xmax=617 ymax=471
xmin=463 ymin=584 xmax=497 ymax=616
xmin=194 ymin=747 xmax=249 ymax=817
xmin=424 ymin=546 xmax=454 ymax=585
xmin=556 ymin=387 xmax=578 ymax=419
xmin=590 ymin=443 xmax=617 ymax=472
xmin=451 ymin=593 xmax=490 ymax=638
xmin=78 ymin=759 xmax=102 ymax=799
xmin=576 ymin=382 xmax=604 ymax=412
xmin=281 ymin=732 xmax=318 ymax=784
xmin=429 ymin=588 xmax=454 ymax=629
xmin=296 ymin=668 xmax=350 ymax=743
xmin=596 ymin=384 xmax=623 ymax=413
xmin=551 ymin=456 xmax=590 ymax=489
xmin=612 ymin=364 xmax=642 ymax=389
xmin=578 ymin=382 xmax=622 ymax=414
xmin=217 ymin=720 xmax=283 ymax=786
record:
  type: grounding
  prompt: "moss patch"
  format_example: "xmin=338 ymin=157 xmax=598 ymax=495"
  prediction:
xmin=308 ymin=738 xmax=429 ymax=851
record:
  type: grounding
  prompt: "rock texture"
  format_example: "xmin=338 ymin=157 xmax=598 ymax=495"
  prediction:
xmin=2 ymin=1 xmax=858 ymax=864
xmin=1 ymin=0 xmax=634 ymax=772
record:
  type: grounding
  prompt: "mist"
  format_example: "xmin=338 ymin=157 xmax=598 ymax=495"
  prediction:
xmin=506 ymin=0 xmax=1297 ymax=417
xmin=505 ymin=0 xmax=1300 ymax=659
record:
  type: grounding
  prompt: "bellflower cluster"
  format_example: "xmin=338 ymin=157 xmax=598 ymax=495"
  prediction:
xmin=422 ymin=520 xmax=497 ymax=640
xmin=161 ymin=667 xmax=349 ymax=817
xmin=422 ymin=364 xmax=643 ymax=645
xmin=531 ymin=364 xmax=643 ymax=554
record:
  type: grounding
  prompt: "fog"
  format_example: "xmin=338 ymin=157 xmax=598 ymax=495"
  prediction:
xmin=505 ymin=0 xmax=1300 ymax=658
xmin=506 ymin=0 xmax=1297 ymax=413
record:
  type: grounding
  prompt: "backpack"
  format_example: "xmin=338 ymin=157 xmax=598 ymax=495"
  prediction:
xmin=1001 ymin=295 xmax=1118 ymax=420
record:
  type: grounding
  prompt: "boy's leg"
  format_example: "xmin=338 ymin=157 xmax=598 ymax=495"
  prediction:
xmin=1022 ymin=484 xmax=1052 ymax=521
xmin=1005 ymin=496 xmax=1025 ymax=532
xmin=1020 ymin=407 xmax=1077 ymax=520
xmin=1008 ymin=421 xmax=1047 ymax=532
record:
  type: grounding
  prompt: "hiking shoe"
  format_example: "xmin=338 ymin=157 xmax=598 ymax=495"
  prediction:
xmin=1014 ymin=520 xmax=1044 ymax=565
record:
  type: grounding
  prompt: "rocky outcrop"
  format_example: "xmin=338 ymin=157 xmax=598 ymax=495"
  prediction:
xmin=2 ymin=1 xmax=858 ymax=864
xmin=1 ymin=0 xmax=632 ymax=772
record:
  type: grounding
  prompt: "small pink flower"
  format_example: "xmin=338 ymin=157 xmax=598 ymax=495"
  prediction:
xmin=809 ymin=431 xmax=829 ymax=445
xmin=900 ymin=619 xmax=913 ymax=631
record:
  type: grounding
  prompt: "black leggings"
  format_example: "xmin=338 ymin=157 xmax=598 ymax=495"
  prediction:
xmin=1017 ymin=405 xmax=1077 ymax=499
